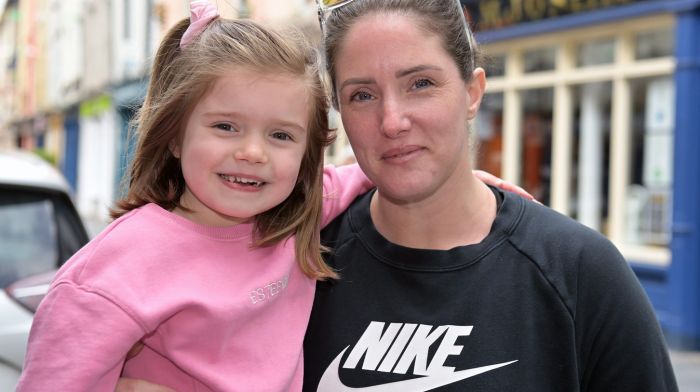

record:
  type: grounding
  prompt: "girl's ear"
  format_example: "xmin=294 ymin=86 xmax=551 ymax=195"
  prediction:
xmin=466 ymin=67 xmax=486 ymax=120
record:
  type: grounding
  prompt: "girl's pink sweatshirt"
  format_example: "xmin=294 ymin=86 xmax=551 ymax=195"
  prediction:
xmin=16 ymin=164 xmax=371 ymax=392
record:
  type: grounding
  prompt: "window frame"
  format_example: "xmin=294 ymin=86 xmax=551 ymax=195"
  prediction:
xmin=479 ymin=14 xmax=676 ymax=266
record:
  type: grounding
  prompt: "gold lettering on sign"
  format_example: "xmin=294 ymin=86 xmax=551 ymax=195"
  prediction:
xmin=570 ymin=0 xmax=586 ymax=12
xmin=524 ymin=0 xmax=547 ymax=19
xmin=479 ymin=0 xmax=502 ymax=29
xmin=507 ymin=0 xmax=523 ymax=24
xmin=472 ymin=0 xmax=639 ymax=31
xmin=549 ymin=0 xmax=567 ymax=17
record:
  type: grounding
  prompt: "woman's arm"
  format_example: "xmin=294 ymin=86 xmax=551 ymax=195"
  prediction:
xmin=116 ymin=378 xmax=175 ymax=392
xmin=575 ymin=239 xmax=677 ymax=391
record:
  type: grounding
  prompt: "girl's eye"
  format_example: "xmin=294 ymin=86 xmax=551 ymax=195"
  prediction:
xmin=350 ymin=91 xmax=373 ymax=102
xmin=272 ymin=131 xmax=293 ymax=141
xmin=413 ymin=78 xmax=433 ymax=89
xmin=214 ymin=123 xmax=237 ymax=132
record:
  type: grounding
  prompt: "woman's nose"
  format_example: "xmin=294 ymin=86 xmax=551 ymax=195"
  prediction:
xmin=234 ymin=136 xmax=268 ymax=164
xmin=380 ymin=96 xmax=410 ymax=138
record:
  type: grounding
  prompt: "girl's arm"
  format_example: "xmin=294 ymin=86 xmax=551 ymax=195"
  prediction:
xmin=16 ymin=283 xmax=145 ymax=391
xmin=472 ymin=170 xmax=535 ymax=201
xmin=320 ymin=163 xmax=374 ymax=228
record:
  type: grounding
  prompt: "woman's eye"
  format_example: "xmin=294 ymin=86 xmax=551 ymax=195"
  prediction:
xmin=350 ymin=91 xmax=373 ymax=102
xmin=413 ymin=79 xmax=433 ymax=89
xmin=272 ymin=131 xmax=293 ymax=141
xmin=214 ymin=123 xmax=237 ymax=132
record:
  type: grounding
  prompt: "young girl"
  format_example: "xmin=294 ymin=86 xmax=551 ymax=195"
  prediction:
xmin=16 ymin=2 xmax=372 ymax=391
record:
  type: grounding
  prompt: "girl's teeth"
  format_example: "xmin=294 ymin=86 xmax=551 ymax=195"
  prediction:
xmin=220 ymin=174 xmax=263 ymax=187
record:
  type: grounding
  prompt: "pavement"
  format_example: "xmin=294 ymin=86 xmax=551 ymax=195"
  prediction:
xmin=670 ymin=350 xmax=700 ymax=391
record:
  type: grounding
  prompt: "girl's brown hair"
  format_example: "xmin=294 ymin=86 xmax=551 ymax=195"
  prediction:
xmin=112 ymin=17 xmax=337 ymax=280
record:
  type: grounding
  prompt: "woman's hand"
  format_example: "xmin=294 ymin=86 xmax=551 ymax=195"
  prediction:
xmin=472 ymin=170 xmax=537 ymax=202
xmin=115 ymin=342 xmax=174 ymax=392
xmin=115 ymin=379 xmax=175 ymax=392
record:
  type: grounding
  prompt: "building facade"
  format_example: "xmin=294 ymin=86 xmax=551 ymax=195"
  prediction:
xmin=465 ymin=0 xmax=700 ymax=349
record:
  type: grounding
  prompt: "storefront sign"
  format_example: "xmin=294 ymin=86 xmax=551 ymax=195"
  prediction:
xmin=462 ymin=0 xmax=652 ymax=31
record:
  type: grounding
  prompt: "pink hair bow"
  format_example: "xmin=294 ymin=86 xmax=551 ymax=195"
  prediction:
xmin=180 ymin=0 xmax=219 ymax=48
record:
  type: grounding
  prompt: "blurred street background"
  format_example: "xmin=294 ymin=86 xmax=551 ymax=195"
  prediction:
xmin=0 ymin=0 xmax=699 ymax=389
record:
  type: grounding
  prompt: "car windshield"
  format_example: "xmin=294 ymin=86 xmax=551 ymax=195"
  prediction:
xmin=0 ymin=198 xmax=58 ymax=287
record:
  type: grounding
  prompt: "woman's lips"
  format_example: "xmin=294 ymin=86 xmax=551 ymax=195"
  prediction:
xmin=381 ymin=146 xmax=425 ymax=161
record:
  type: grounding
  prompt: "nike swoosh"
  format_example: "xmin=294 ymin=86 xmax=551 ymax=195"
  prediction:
xmin=317 ymin=346 xmax=518 ymax=391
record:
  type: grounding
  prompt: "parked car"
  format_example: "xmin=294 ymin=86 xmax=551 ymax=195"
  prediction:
xmin=0 ymin=150 xmax=89 ymax=390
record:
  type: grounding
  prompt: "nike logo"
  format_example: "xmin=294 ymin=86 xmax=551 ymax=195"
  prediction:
xmin=318 ymin=346 xmax=518 ymax=391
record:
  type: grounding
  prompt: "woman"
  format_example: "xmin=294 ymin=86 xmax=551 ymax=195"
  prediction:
xmin=302 ymin=0 xmax=677 ymax=391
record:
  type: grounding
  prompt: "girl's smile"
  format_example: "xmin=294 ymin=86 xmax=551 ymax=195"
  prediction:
xmin=218 ymin=173 xmax=266 ymax=190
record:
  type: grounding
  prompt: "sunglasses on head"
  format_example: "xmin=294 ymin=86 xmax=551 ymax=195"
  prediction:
xmin=314 ymin=0 xmax=476 ymax=70
xmin=315 ymin=0 xmax=355 ymax=36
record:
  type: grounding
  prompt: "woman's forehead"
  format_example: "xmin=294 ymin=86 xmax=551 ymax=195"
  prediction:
xmin=340 ymin=12 xmax=439 ymax=52
xmin=336 ymin=12 xmax=449 ymax=69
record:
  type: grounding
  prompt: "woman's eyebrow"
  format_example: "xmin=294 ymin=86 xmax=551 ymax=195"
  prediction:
xmin=340 ymin=77 xmax=375 ymax=90
xmin=395 ymin=64 xmax=442 ymax=78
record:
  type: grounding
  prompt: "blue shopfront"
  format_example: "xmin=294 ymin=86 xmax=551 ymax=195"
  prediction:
xmin=462 ymin=0 xmax=700 ymax=349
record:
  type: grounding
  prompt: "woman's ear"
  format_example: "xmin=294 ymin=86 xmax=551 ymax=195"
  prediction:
xmin=169 ymin=140 xmax=181 ymax=159
xmin=466 ymin=67 xmax=486 ymax=120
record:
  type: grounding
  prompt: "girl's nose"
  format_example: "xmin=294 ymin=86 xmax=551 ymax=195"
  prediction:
xmin=234 ymin=136 xmax=268 ymax=164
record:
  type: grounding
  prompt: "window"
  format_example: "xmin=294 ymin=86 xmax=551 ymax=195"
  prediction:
xmin=577 ymin=38 xmax=615 ymax=67
xmin=520 ymin=88 xmax=553 ymax=205
xmin=635 ymin=28 xmax=674 ymax=60
xmin=486 ymin=54 xmax=506 ymax=77
xmin=571 ymin=82 xmax=612 ymax=234
xmin=479 ymin=15 xmax=676 ymax=265
xmin=124 ymin=0 xmax=131 ymax=40
xmin=0 ymin=200 xmax=57 ymax=287
xmin=627 ymin=77 xmax=674 ymax=246
xmin=523 ymin=46 xmax=556 ymax=73
xmin=0 ymin=188 xmax=89 ymax=288
xmin=475 ymin=93 xmax=504 ymax=178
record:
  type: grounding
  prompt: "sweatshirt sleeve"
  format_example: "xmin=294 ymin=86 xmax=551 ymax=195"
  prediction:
xmin=575 ymin=242 xmax=678 ymax=392
xmin=320 ymin=163 xmax=373 ymax=228
xmin=16 ymin=282 xmax=146 ymax=392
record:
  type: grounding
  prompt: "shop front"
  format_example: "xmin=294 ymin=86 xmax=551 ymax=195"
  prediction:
xmin=464 ymin=0 xmax=700 ymax=349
